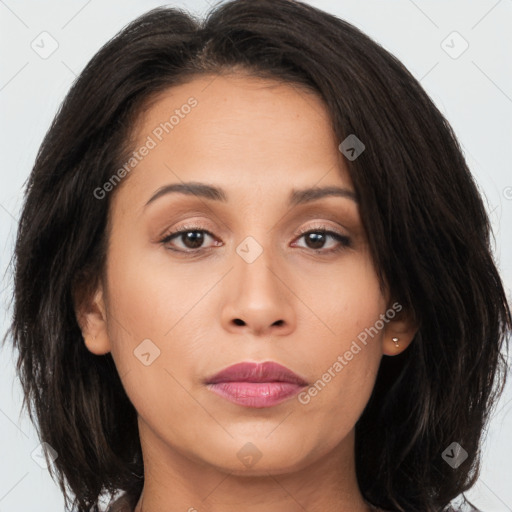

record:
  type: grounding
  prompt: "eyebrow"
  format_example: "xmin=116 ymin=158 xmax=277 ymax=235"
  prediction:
xmin=144 ymin=182 xmax=357 ymax=209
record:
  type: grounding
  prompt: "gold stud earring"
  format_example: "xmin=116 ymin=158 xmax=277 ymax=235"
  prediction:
xmin=392 ymin=337 xmax=400 ymax=348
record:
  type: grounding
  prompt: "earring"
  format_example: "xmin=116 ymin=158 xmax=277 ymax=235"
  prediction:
xmin=392 ymin=337 xmax=400 ymax=348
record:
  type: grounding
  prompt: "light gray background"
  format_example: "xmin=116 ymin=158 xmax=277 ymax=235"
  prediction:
xmin=1 ymin=1 xmax=511 ymax=511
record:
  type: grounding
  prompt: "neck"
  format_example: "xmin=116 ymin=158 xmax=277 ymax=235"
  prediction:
xmin=133 ymin=417 xmax=372 ymax=512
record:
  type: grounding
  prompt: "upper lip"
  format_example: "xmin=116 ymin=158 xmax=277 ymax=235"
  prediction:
xmin=205 ymin=361 xmax=308 ymax=386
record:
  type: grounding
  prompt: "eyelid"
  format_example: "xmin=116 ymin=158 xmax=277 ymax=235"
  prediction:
xmin=294 ymin=222 xmax=347 ymax=237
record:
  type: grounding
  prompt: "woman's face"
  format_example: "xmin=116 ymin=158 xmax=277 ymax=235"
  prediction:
xmin=82 ymin=72 xmax=410 ymax=476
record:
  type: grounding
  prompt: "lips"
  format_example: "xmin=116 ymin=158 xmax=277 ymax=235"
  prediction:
xmin=204 ymin=361 xmax=308 ymax=408
xmin=205 ymin=361 xmax=308 ymax=386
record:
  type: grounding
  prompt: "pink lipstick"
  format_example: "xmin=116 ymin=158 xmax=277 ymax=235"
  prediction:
xmin=204 ymin=361 xmax=308 ymax=408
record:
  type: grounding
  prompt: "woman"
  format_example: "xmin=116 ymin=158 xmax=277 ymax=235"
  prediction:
xmin=6 ymin=0 xmax=511 ymax=511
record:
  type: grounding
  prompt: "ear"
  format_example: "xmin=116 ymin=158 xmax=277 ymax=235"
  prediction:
xmin=381 ymin=302 xmax=418 ymax=356
xmin=74 ymin=280 xmax=112 ymax=355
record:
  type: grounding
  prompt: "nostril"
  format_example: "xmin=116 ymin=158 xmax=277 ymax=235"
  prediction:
xmin=233 ymin=318 xmax=245 ymax=326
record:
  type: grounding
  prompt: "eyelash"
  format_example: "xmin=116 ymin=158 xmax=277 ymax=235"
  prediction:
xmin=158 ymin=223 xmax=351 ymax=255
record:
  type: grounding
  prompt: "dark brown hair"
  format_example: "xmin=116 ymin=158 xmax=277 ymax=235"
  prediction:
xmin=5 ymin=1 xmax=511 ymax=511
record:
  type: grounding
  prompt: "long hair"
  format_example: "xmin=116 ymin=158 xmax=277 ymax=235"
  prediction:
xmin=4 ymin=1 xmax=511 ymax=510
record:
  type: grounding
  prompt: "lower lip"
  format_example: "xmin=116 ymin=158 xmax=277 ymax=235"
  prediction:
xmin=206 ymin=381 xmax=305 ymax=408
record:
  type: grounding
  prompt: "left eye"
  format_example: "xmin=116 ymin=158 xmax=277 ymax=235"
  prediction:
xmin=293 ymin=229 xmax=351 ymax=252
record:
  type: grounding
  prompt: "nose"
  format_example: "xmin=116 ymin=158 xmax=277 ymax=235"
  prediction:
xmin=221 ymin=244 xmax=296 ymax=338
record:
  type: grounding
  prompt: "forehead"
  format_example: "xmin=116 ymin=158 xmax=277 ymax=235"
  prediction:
xmin=114 ymin=72 xmax=353 ymax=208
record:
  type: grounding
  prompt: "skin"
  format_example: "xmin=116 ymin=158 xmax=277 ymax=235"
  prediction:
xmin=77 ymin=72 xmax=417 ymax=512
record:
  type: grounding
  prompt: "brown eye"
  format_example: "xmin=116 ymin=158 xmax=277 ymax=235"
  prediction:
xmin=294 ymin=229 xmax=351 ymax=253
xmin=179 ymin=231 xmax=206 ymax=249
xmin=303 ymin=232 xmax=327 ymax=250
xmin=159 ymin=225 xmax=350 ymax=255
xmin=160 ymin=226 xmax=218 ymax=252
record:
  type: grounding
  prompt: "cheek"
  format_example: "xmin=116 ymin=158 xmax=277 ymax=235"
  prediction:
xmin=104 ymin=240 xmax=212 ymax=343
xmin=293 ymin=246 xmax=386 ymax=344
xmin=292 ymin=254 xmax=385 ymax=418
xmin=102 ymin=249 xmax=208 ymax=423
xmin=103 ymin=241 xmax=222 ymax=396
xmin=294 ymin=311 xmax=382 ymax=446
